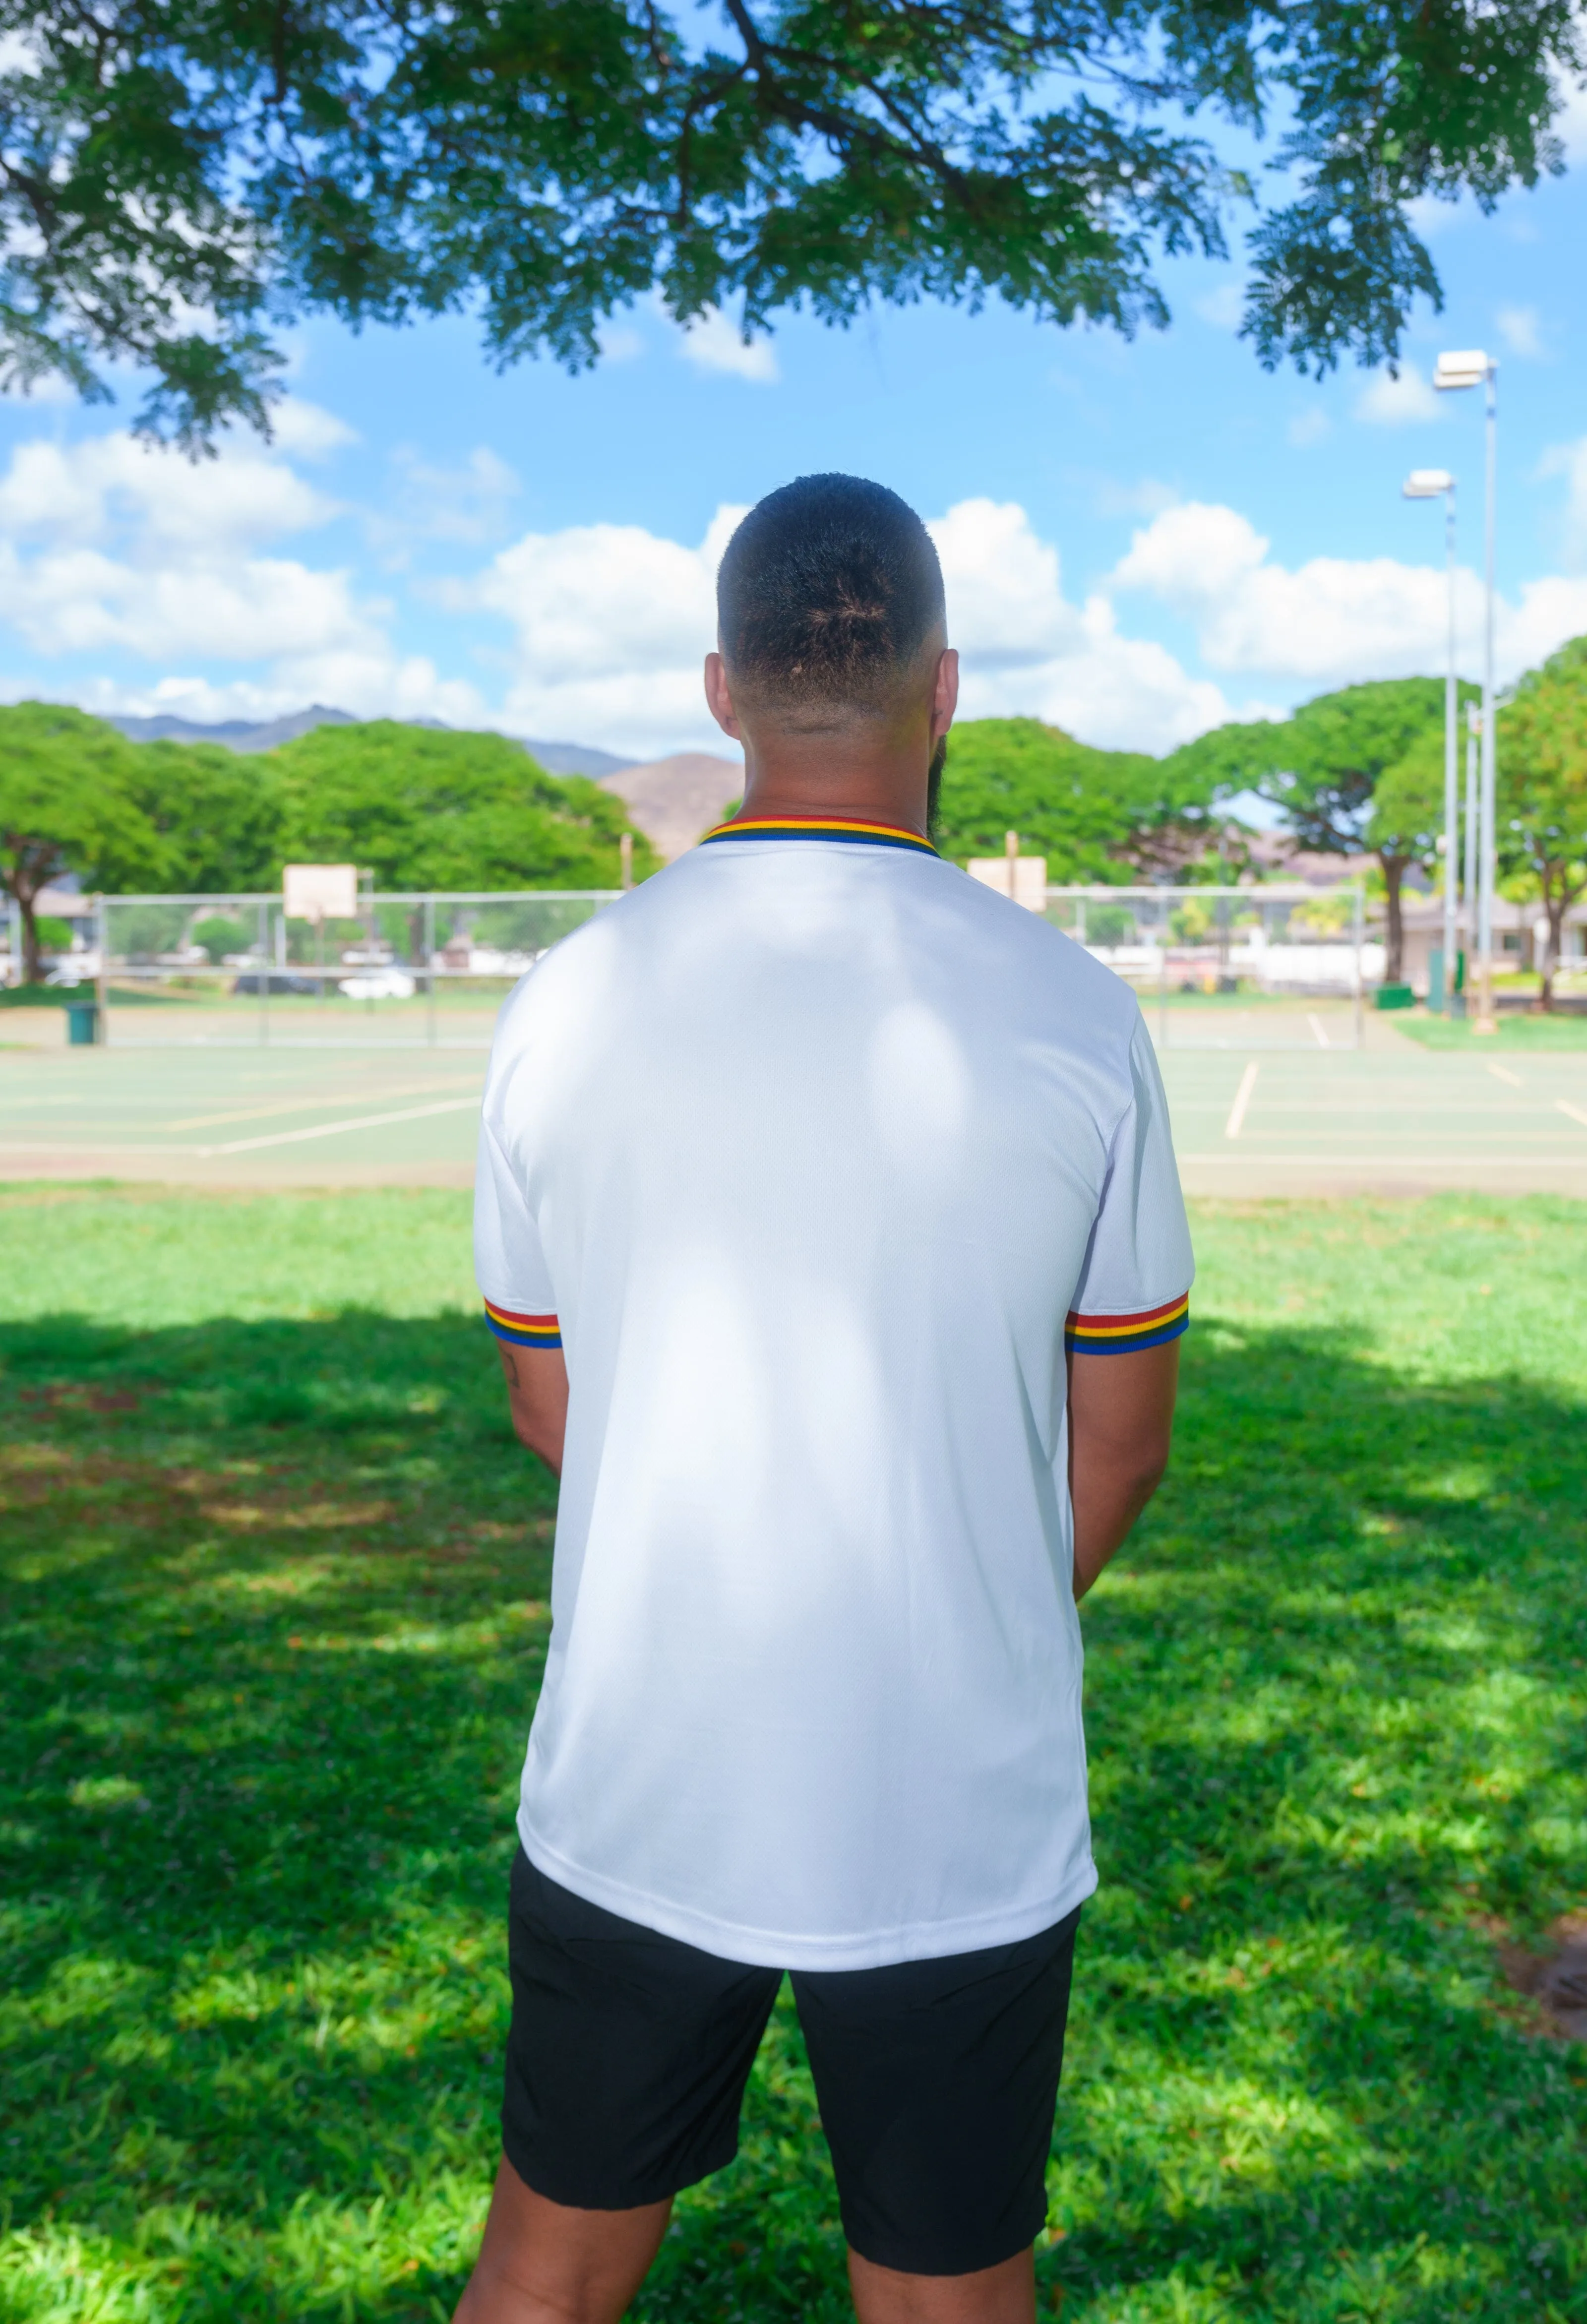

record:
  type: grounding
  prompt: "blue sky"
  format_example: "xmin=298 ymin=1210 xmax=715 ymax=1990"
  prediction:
xmin=0 ymin=86 xmax=1583 ymax=765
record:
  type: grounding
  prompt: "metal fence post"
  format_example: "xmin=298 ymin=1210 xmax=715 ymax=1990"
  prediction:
xmin=1352 ymin=885 xmax=1365 ymax=1049
xmin=257 ymin=899 xmax=269 ymax=1046
xmin=426 ymin=894 xmax=436 ymax=1046
xmin=93 ymin=893 xmax=109 ymax=1044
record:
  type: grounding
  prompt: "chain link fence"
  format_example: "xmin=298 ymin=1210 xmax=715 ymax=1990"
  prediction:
xmin=63 ymin=891 xmax=619 ymax=1047
xmin=1044 ymin=884 xmax=1369 ymax=1049
xmin=16 ymin=878 xmax=1367 ymax=1051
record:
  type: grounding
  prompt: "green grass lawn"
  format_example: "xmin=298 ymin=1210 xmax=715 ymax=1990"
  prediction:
xmin=2 ymin=1187 xmax=1585 ymax=2323
xmin=1394 ymin=1012 xmax=1587 ymax=1049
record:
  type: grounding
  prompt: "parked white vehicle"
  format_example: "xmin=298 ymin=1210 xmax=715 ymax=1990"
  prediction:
xmin=338 ymin=968 xmax=418 ymax=1001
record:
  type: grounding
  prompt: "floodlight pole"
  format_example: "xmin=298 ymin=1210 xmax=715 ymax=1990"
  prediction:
xmin=1478 ymin=365 xmax=1498 ymax=1034
xmin=1442 ymin=488 xmax=1458 ymax=1010
xmin=1401 ymin=467 xmax=1459 ymax=1011
xmin=1464 ymin=704 xmax=1480 ymax=971
xmin=94 ymin=892 xmax=109 ymax=1046
xmin=1433 ymin=350 xmax=1499 ymax=1032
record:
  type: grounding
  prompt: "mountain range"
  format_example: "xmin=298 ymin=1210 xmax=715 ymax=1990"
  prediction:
xmin=104 ymin=704 xmax=630 ymax=781
xmin=102 ymin=705 xmax=738 ymax=859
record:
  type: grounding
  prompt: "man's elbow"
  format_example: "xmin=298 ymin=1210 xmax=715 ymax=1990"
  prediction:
xmin=1124 ymin=1433 xmax=1172 ymax=1502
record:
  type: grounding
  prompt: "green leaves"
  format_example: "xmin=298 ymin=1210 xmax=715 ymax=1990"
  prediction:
xmin=937 ymin=715 xmax=1228 ymax=881
xmin=0 ymin=701 xmax=169 ymax=900
xmin=0 ymin=0 xmax=1581 ymax=442
xmin=1176 ymin=680 xmax=1459 ymax=856
xmin=267 ymin=721 xmax=658 ymax=890
xmin=1499 ymin=636 xmax=1587 ymax=868
xmin=0 ymin=703 xmax=658 ymax=907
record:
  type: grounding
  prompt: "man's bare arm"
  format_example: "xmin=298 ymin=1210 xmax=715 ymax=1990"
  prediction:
xmin=1067 ymin=1342 xmax=1179 ymax=1600
xmin=496 ymin=1342 xmax=569 ymax=1476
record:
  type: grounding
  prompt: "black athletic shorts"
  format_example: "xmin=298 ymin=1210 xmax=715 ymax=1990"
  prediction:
xmin=501 ymin=1847 xmax=1081 ymax=2277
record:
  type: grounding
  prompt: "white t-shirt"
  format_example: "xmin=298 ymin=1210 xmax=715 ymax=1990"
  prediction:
xmin=474 ymin=816 xmax=1193 ymax=1971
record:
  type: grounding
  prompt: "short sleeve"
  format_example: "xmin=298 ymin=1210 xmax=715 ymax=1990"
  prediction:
xmin=474 ymin=1112 xmax=561 ymax=1350
xmin=1066 ymin=1017 xmax=1194 ymax=1355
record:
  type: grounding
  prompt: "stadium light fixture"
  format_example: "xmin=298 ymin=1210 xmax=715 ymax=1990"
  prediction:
xmin=1433 ymin=351 xmax=1491 ymax=391
xmin=1401 ymin=469 xmax=1460 ymax=1013
xmin=1434 ymin=348 xmax=1498 ymax=1032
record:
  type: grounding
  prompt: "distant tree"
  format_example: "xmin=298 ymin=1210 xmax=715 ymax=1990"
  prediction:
xmin=937 ymin=718 xmax=1226 ymax=883
xmin=271 ymin=724 xmax=659 ymax=891
xmin=1179 ymin=680 xmax=1477 ymax=984
xmin=1497 ymin=637 xmax=1587 ymax=1012
xmin=1367 ymin=731 xmax=1447 ymax=984
xmin=0 ymin=704 xmax=165 ymax=983
xmin=125 ymin=742 xmax=290 ymax=894
xmin=0 ymin=0 xmax=1578 ymax=447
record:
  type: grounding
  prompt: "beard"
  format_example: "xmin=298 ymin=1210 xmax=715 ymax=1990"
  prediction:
xmin=926 ymin=735 xmax=947 ymax=839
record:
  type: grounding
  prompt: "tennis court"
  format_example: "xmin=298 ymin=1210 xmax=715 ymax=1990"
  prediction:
xmin=1161 ymin=1023 xmax=1587 ymax=1197
xmin=4 ymin=1006 xmax=1586 ymax=1194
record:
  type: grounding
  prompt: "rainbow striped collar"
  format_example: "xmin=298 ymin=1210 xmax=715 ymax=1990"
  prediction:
xmin=700 ymin=814 xmax=937 ymax=857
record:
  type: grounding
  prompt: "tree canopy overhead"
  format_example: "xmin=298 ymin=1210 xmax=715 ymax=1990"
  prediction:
xmin=0 ymin=0 xmax=1579 ymax=447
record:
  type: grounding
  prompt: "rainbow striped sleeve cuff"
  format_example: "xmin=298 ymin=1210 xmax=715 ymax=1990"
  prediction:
xmin=484 ymin=1300 xmax=562 ymax=1350
xmin=1065 ymin=1292 xmax=1190 ymax=1355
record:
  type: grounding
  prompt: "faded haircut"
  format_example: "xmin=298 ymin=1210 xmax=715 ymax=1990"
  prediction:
xmin=717 ymin=474 xmax=946 ymax=723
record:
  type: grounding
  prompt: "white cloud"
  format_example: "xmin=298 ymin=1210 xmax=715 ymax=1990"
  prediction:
xmin=1193 ymin=282 xmax=1245 ymax=332
xmin=1496 ymin=305 xmax=1545 ymax=359
xmin=0 ymin=429 xmax=336 ymax=554
xmin=1354 ymin=363 xmax=1442 ymax=425
xmin=374 ymin=445 xmax=520 ymax=556
xmin=0 ymin=368 xmax=78 ymax=407
xmin=1556 ymin=70 xmax=1587 ymax=161
xmin=1109 ymin=497 xmax=1587 ymax=685
xmin=598 ymin=319 xmax=646 ymax=364
xmin=929 ymin=498 xmax=1238 ymax=750
xmin=679 ymin=308 xmax=780 ymax=384
xmin=1287 ymin=407 xmax=1332 ymax=448
xmin=452 ymin=505 xmax=743 ymax=754
xmin=76 ymin=659 xmax=487 ymax=731
xmin=0 ymin=416 xmax=486 ymax=730
xmin=270 ymin=397 xmax=359 ymax=459
xmin=1090 ymin=476 xmax=1179 ymax=520
xmin=1540 ymin=435 xmax=1587 ymax=567
xmin=10 ymin=405 xmax=1587 ymax=766
xmin=447 ymin=494 xmax=1236 ymax=756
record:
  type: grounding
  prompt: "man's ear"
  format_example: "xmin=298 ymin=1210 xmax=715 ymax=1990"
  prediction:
xmin=930 ymin=646 xmax=960 ymax=744
xmin=704 ymin=651 xmax=742 ymax=740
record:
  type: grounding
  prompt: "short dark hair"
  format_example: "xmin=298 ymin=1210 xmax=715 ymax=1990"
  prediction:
xmin=717 ymin=474 xmax=945 ymax=717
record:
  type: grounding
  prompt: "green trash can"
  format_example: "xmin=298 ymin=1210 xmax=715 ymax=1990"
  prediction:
xmin=65 ymin=999 xmax=99 ymax=1045
xmin=1374 ymin=983 xmax=1415 ymax=1011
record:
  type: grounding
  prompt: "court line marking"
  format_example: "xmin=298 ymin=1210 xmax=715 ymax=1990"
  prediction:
xmin=1559 ymin=1101 xmax=1587 ymax=1130
xmin=197 ymin=1096 xmax=481 ymax=1156
xmin=1306 ymin=1013 xmax=1330 ymax=1049
xmin=1180 ymin=1152 xmax=1587 ymax=1166
xmin=166 ymin=1075 xmax=482 ymax=1130
xmin=0 ymin=1141 xmax=206 ymax=1157
xmin=1223 ymin=1062 xmax=1259 ymax=1140
xmin=1486 ymin=1062 xmax=1524 ymax=1088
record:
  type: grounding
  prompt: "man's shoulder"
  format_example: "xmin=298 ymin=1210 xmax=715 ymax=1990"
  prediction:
xmin=927 ymin=867 xmax=1144 ymax=1015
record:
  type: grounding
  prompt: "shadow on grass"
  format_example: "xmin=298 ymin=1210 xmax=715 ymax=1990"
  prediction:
xmin=1 ymin=1309 xmax=1585 ymax=2322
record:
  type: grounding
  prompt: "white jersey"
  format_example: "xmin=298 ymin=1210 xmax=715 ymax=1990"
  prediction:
xmin=475 ymin=815 xmax=1193 ymax=1971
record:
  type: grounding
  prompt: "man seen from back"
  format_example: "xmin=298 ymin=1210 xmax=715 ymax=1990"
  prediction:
xmin=458 ymin=474 xmax=1193 ymax=2324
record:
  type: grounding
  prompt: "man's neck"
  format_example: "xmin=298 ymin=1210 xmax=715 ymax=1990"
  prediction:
xmin=735 ymin=736 xmax=931 ymax=840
